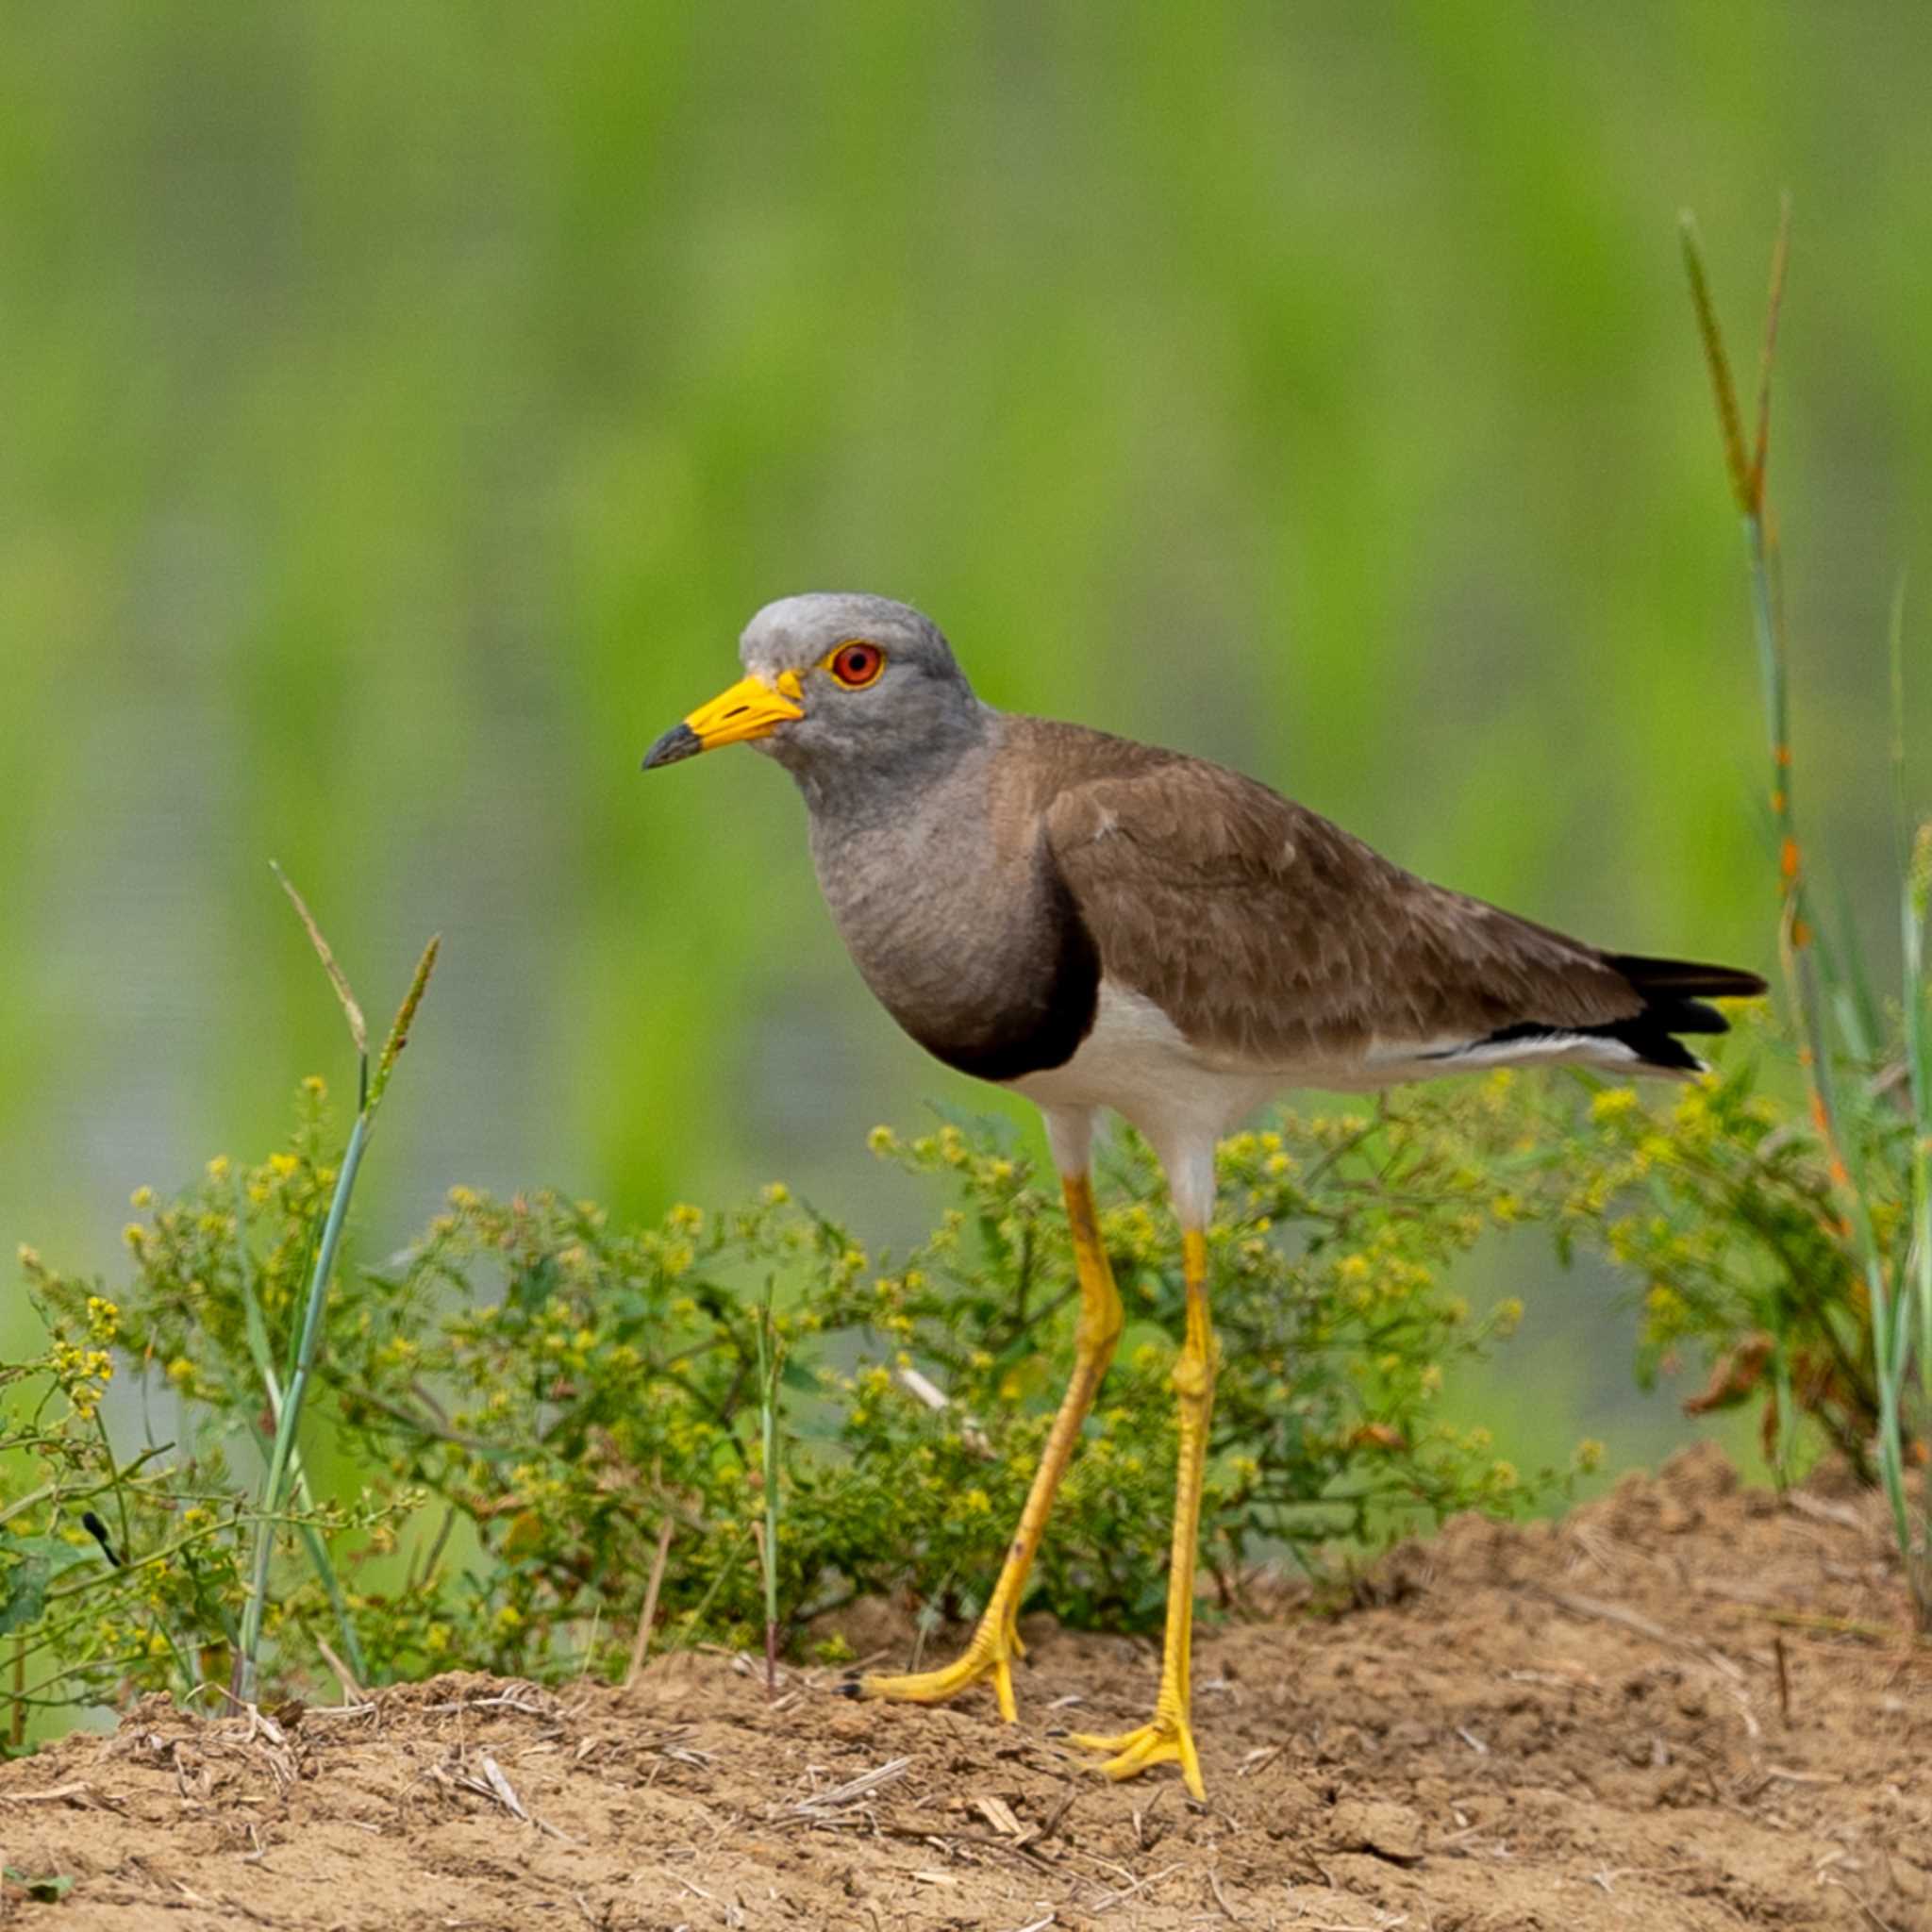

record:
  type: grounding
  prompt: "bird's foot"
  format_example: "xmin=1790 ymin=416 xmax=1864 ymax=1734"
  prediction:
xmin=1068 ymin=1701 xmax=1205 ymax=1800
xmin=861 ymin=1607 xmax=1026 ymax=1722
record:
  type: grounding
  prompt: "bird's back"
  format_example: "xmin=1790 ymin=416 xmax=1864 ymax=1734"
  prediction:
xmin=1004 ymin=714 xmax=1757 ymax=1080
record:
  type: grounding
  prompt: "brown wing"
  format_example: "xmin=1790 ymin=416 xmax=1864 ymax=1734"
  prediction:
xmin=1041 ymin=750 xmax=1658 ymax=1068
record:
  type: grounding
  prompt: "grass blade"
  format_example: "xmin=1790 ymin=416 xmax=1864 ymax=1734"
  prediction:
xmin=370 ymin=936 xmax=441 ymax=1112
xmin=1679 ymin=212 xmax=1752 ymax=514
xmin=235 ymin=1108 xmax=372 ymax=1700
xmin=270 ymin=864 xmax=367 ymax=1059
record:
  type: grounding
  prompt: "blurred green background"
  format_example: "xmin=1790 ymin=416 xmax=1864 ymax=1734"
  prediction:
xmin=4 ymin=5 xmax=1928 ymax=1487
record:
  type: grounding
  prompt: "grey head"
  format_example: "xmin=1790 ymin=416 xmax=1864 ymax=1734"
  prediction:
xmin=641 ymin=592 xmax=991 ymax=812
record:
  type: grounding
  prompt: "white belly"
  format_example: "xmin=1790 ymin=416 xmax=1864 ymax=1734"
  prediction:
xmin=1009 ymin=979 xmax=1281 ymax=1132
xmin=1008 ymin=978 xmax=1648 ymax=1226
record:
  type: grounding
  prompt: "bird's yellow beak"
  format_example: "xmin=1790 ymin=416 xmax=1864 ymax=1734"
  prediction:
xmin=641 ymin=670 xmax=805 ymax=770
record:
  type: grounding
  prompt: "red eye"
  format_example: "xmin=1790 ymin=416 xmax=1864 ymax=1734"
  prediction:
xmin=827 ymin=641 xmax=885 ymax=688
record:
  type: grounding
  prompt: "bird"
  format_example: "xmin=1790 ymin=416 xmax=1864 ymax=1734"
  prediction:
xmin=641 ymin=591 xmax=1765 ymax=1798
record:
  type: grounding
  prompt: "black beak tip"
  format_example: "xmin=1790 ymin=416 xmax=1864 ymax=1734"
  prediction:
xmin=641 ymin=722 xmax=701 ymax=772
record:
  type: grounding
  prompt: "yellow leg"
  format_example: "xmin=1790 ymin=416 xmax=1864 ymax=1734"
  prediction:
xmin=864 ymin=1173 xmax=1124 ymax=1721
xmin=1071 ymin=1225 xmax=1215 ymax=1799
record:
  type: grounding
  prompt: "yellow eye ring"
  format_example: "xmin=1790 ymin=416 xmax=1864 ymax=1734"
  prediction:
xmin=824 ymin=640 xmax=887 ymax=689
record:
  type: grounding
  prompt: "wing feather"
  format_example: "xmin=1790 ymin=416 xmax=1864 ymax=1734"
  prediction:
xmin=1037 ymin=742 xmax=1646 ymax=1067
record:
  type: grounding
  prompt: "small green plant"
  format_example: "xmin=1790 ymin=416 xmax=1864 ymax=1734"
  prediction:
xmin=4 ymin=1868 xmax=75 ymax=1905
xmin=0 ymin=874 xmax=439 ymax=1733
xmin=1530 ymin=1030 xmax=1909 ymax=1479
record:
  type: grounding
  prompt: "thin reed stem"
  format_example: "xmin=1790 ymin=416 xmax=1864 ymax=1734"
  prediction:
xmin=236 ymin=1108 xmax=370 ymax=1699
xmin=1683 ymin=205 xmax=1924 ymax=1614
xmin=755 ymin=1279 xmax=782 ymax=1698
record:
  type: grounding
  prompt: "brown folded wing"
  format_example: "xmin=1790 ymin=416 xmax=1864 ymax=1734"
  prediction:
xmin=1039 ymin=745 xmax=1648 ymax=1068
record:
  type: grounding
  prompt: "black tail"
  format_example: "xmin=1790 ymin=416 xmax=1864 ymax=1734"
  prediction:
xmin=1596 ymin=952 xmax=1770 ymax=1074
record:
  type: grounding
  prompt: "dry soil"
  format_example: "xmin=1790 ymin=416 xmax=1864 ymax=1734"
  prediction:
xmin=2 ymin=1444 xmax=1927 ymax=1930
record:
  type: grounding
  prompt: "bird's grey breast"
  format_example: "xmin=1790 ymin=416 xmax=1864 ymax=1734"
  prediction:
xmin=806 ymin=746 xmax=1099 ymax=1084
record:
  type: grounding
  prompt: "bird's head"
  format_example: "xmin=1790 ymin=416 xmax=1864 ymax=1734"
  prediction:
xmin=641 ymin=592 xmax=983 ymax=794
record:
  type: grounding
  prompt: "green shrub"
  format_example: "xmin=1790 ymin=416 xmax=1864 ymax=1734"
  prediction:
xmin=5 ymin=1074 xmax=1562 ymax=1722
xmin=1529 ymin=1013 xmax=1922 ymax=1484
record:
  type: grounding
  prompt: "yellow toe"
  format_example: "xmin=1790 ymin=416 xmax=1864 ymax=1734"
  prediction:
xmin=862 ymin=1619 xmax=1023 ymax=1722
xmin=1068 ymin=1714 xmax=1205 ymax=1799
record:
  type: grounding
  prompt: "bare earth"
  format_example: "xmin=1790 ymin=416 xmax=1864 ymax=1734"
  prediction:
xmin=3 ymin=1445 xmax=1926 ymax=1931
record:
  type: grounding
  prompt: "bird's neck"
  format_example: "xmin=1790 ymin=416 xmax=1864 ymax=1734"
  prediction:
xmin=787 ymin=701 xmax=1001 ymax=824
xmin=802 ymin=713 xmax=1099 ymax=1081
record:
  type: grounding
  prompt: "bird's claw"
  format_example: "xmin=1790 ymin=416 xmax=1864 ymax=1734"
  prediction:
xmin=861 ymin=1610 xmax=1026 ymax=1722
xmin=1068 ymin=1707 xmax=1205 ymax=1799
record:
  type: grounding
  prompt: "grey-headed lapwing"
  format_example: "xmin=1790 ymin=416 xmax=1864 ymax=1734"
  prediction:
xmin=642 ymin=592 xmax=1764 ymax=1797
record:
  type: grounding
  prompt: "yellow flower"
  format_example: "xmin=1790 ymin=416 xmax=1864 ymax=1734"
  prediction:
xmin=122 ymin=1224 xmax=146 ymax=1252
xmin=302 ymin=1074 xmax=328 ymax=1098
xmin=867 ymin=1124 xmax=899 ymax=1156
xmin=269 ymin=1152 xmax=300 ymax=1180
xmin=761 ymin=1181 xmax=791 ymax=1206
xmin=129 ymin=1186 xmax=155 ymax=1210
xmin=85 ymin=1296 xmax=120 ymax=1343
xmin=207 ymin=1155 xmax=231 ymax=1182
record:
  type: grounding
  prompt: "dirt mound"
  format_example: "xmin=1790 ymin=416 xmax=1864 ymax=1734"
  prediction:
xmin=3 ymin=1445 xmax=1927 ymax=1930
